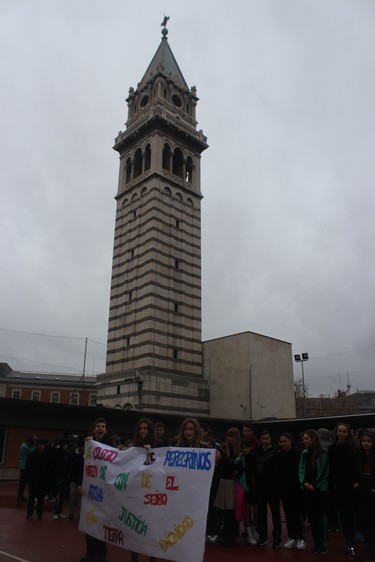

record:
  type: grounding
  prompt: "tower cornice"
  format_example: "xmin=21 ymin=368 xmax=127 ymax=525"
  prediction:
xmin=114 ymin=171 xmax=204 ymax=201
xmin=114 ymin=111 xmax=208 ymax=155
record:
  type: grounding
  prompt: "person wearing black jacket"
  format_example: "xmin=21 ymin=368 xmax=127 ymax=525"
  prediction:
xmin=275 ymin=433 xmax=306 ymax=550
xmin=254 ymin=431 xmax=282 ymax=548
xmin=328 ymin=423 xmax=359 ymax=560
xmin=25 ymin=438 xmax=52 ymax=520
xmin=80 ymin=418 xmax=111 ymax=562
xmin=68 ymin=438 xmax=85 ymax=519
xmin=357 ymin=431 xmax=375 ymax=562
xmin=52 ymin=439 xmax=70 ymax=519
xmin=129 ymin=417 xmax=157 ymax=562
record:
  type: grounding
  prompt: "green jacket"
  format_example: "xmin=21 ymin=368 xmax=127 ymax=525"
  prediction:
xmin=298 ymin=448 xmax=329 ymax=492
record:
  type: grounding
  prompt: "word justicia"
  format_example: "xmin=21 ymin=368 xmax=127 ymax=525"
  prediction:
xmin=163 ymin=450 xmax=212 ymax=471
xmin=118 ymin=505 xmax=148 ymax=536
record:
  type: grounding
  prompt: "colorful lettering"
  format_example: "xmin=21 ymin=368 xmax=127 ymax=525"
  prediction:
xmin=141 ymin=473 xmax=152 ymax=489
xmin=93 ymin=447 xmax=118 ymax=463
xmin=85 ymin=507 xmax=97 ymax=526
xmin=114 ymin=472 xmax=130 ymax=491
xmin=165 ymin=475 xmax=179 ymax=491
xmin=144 ymin=493 xmax=168 ymax=505
xmin=118 ymin=506 xmax=148 ymax=536
xmin=88 ymin=484 xmax=104 ymax=503
xmin=163 ymin=450 xmax=211 ymax=471
xmin=103 ymin=524 xmax=124 ymax=545
xmin=85 ymin=465 xmax=98 ymax=478
xmin=100 ymin=465 xmax=107 ymax=481
xmin=159 ymin=516 xmax=194 ymax=552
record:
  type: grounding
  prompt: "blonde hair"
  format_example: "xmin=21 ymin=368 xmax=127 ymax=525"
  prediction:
xmin=176 ymin=418 xmax=206 ymax=448
xmin=224 ymin=427 xmax=242 ymax=457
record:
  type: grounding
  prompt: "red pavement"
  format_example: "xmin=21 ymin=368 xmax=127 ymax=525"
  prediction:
xmin=0 ymin=481 xmax=368 ymax=562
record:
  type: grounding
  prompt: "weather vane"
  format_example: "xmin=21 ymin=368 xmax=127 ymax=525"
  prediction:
xmin=161 ymin=15 xmax=170 ymax=29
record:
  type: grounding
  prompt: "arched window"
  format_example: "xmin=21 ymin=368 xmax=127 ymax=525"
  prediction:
xmin=186 ymin=156 xmax=193 ymax=183
xmin=144 ymin=144 xmax=151 ymax=171
xmin=133 ymin=148 xmax=142 ymax=178
xmin=162 ymin=143 xmax=171 ymax=171
xmin=125 ymin=157 xmax=132 ymax=183
xmin=172 ymin=147 xmax=184 ymax=178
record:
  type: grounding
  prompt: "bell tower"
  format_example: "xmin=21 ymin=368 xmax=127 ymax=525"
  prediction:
xmin=97 ymin=22 xmax=209 ymax=415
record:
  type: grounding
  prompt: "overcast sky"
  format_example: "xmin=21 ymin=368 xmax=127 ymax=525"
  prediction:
xmin=1 ymin=0 xmax=374 ymax=397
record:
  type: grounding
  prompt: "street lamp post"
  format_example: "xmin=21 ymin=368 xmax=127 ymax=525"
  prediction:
xmin=294 ymin=352 xmax=309 ymax=417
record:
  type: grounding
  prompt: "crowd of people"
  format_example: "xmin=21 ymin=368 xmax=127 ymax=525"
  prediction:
xmin=17 ymin=418 xmax=375 ymax=562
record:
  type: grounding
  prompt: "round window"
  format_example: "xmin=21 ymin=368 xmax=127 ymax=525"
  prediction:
xmin=140 ymin=94 xmax=149 ymax=108
xmin=172 ymin=94 xmax=182 ymax=108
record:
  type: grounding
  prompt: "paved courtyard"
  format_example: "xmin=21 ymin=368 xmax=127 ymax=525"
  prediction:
xmin=0 ymin=482 xmax=368 ymax=562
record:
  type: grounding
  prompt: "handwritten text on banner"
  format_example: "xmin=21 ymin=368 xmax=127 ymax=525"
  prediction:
xmin=79 ymin=441 xmax=215 ymax=562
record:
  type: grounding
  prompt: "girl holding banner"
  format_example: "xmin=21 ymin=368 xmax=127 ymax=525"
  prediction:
xmin=130 ymin=418 xmax=157 ymax=562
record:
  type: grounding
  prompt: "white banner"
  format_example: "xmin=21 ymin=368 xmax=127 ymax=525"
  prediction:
xmin=79 ymin=441 xmax=215 ymax=562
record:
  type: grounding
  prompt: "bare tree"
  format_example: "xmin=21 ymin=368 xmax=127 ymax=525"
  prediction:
xmin=294 ymin=377 xmax=310 ymax=398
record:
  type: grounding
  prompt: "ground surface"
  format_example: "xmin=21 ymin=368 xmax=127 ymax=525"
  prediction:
xmin=0 ymin=481 xmax=368 ymax=562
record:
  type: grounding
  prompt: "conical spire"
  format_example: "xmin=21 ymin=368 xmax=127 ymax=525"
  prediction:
xmin=138 ymin=22 xmax=189 ymax=92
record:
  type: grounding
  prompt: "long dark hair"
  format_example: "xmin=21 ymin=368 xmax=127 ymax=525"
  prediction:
xmin=359 ymin=430 xmax=375 ymax=463
xmin=333 ymin=422 xmax=358 ymax=453
xmin=133 ymin=417 xmax=156 ymax=448
xmin=304 ymin=429 xmax=324 ymax=465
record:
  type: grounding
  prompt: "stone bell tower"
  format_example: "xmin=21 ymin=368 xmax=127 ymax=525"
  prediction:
xmin=97 ymin=22 xmax=209 ymax=415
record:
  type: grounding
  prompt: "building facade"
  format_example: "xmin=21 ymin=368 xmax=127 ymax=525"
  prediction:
xmin=204 ymin=332 xmax=296 ymax=421
xmin=0 ymin=363 xmax=97 ymax=407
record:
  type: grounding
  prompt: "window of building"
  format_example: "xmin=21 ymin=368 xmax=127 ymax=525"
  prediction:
xmin=172 ymin=147 xmax=184 ymax=178
xmin=70 ymin=393 xmax=79 ymax=405
xmin=117 ymin=385 xmax=121 ymax=394
xmin=32 ymin=391 xmax=41 ymax=402
xmin=176 ymin=219 xmax=180 ymax=229
xmin=133 ymin=148 xmax=143 ymax=178
xmin=51 ymin=392 xmax=60 ymax=404
xmin=128 ymin=291 xmax=133 ymax=302
xmin=144 ymin=144 xmax=151 ymax=171
xmin=173 ymin=349 xmax=178 ymax=359
xmin=174 ymin=302 xmax=179 ymax=313
xmin=89 ymin=394 xmax=97 ymax=406
xmin=186 ymin=156 xmax=193 ymax=183
xmin=162 ymin=143 xmax=171 ymax=171
xmin=175 ymin=259 xmax=180 ymax=269
xmin=125 ymin=157 xmax=132 ymax=184
xmin=12 ymin=389 xmax=21 ymax=399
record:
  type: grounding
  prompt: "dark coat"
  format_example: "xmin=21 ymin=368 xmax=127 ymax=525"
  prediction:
xmin=25 ymin=449 xmax=52 ymax=493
